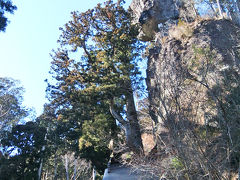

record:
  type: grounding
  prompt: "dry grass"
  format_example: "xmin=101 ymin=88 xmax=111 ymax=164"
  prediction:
xmin=169 ymin=20 xmax=194 ymax=41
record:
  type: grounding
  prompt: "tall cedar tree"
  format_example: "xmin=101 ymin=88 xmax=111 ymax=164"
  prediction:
xmin=47 ymin=0 xmax=144 ymax=153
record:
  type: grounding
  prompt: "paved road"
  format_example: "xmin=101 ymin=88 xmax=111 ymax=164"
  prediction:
xmin=102 ymin=164 xmax=141 ymax=180
xmin=102 ymin=164 xmax=159 ymax=180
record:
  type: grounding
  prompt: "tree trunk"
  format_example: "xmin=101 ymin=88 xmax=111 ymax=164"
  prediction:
xmin=125 ymin=89 xmax=143 ymax=153
xmin=73 ymin=158 xmax=77 ymax=180
xmin=216 ymin=0 xmax=223 ymax=18
xmin=38 ymin=131 xmax=47 ymax=180
xmin=232 ymin=0 xmax=240 ymax=25
xmin=208 ymin=1 xmax=217 ymax=15
xmin=65 ymin=154 xmax=69 ymax=180
xmin=38 ymin=157 xmax=43 ymax=180
xmin=45 ymin=170 xmax=48 ymax=180
xmin=54 ymin=154 xmax=57 ymax=180
xmin=92 ymin=166 xmax=96 ymax=180
xmin=53 ymin=135 xmax=58 ymax=180
xmin=189 ymin=0 xmax=198 ymax=18
xmin=237 ymin=0 xmax=240 ymax=10
xmin=110 ymin=84 xmax=143 ymax=153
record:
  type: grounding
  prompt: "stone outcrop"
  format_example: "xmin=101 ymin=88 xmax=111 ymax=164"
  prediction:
xmin=146 ymin=19 xmax=240 ymax=126
xmin=130 ymin=0 xmax=197 ymax=41
xmin=130 ymin=0 xmax=178 ymax=41
xmin=130 ymin=0 xmax=179 ymax=24
xmin=129 ymin=1 xmax=240 ymax=178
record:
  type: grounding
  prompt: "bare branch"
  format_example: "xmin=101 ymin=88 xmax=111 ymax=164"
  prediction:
xmin=109 ymin=98 xmax=127 ymax=126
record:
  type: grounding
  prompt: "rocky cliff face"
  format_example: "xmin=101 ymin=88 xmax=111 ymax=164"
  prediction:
xmin=130 ymin=0 xmax=197 ymax=41
xmin=129 ymin=1 xmax=240 ymax=178
xmin=131 ymin=0 xmax=240 ymax=128
xmin=146 ymin=19 xmax=240 ymax=127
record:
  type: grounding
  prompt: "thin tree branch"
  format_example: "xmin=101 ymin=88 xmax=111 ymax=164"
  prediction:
xmin=109 ymin=98 xmax=127 ymax=126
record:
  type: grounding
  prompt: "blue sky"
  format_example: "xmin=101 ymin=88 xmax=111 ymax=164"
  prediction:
xmin=0 ymin=0 xmax=132 ymax=117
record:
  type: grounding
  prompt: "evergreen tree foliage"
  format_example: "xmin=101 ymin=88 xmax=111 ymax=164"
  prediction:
xmin=47 ymin=0 xmax=144 ymax=160
xmin=79 ymin=114 xmax=118 ymax=173
xmin=0 ymin=77 xmax=28 ymax=137
xmin=37 ymin=104 xmax=98 ymax=179
xmin=0 ymin=121 xmax=46 ymax=179
xmin=0 ymin=0 xmax=17 ymax=31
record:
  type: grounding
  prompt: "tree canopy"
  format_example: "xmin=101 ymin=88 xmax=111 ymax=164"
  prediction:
xmin=0 ymin=0 xmax=17 ymax=32
xmin=0 ymin=77 xmax=28 ymax=137
xmin=47 ymin=0 xmax=144 ymax=159
xmin=2 ymin=0 xmax=240 ymax=179
xmin=0 ymin=121 xmax=46 ymax=179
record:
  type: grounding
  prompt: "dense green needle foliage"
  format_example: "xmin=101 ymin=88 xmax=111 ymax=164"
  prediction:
xmin=0 ymin=121 xmax=46 ymax=179
xmin=49 ymin=0 xmax=144 ymax=103
xmin=46 ymin=0 xmax=145 ymax=172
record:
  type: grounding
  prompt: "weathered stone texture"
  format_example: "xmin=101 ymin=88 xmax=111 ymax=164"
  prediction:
xmin=146 ymin=19 xmax=240 ymax=125
xmin=130 ymin=0 xmax=179 ymax=40
xmin=130 ymin=0 xmax=178 ymax=24
xmin=130 ymin=0 xmax=198 ymax=41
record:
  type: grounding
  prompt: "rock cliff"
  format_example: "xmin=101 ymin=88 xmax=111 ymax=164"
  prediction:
xmin=129 ymin=0 xmax=240 ymax=178
xmin=146 ymin=19 xmax=240 ymax=127
xmin=131 ymin=0 xmax=240 ymax=129
xmin=130 ymin=0 xmax=197 ymax=41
